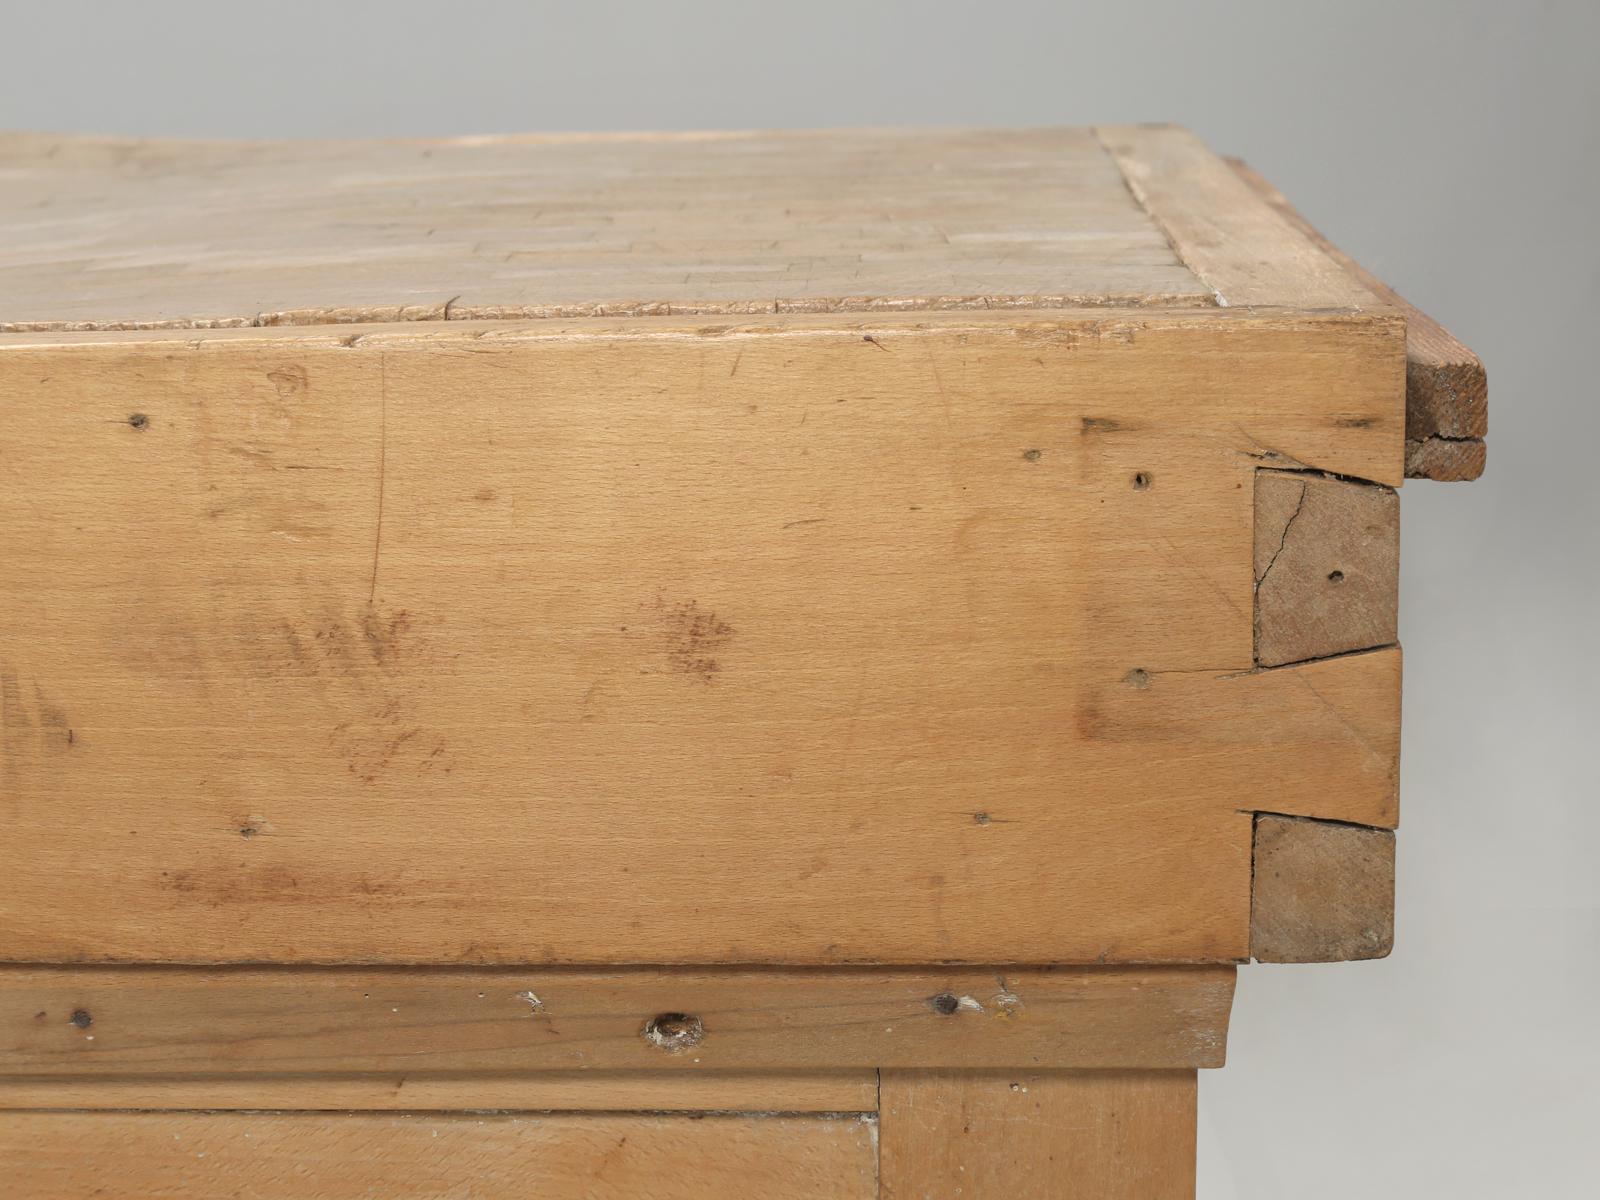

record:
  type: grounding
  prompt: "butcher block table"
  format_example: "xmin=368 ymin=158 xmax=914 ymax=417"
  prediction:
xmin=0 ymin=126 xmax=1484 ymax=1197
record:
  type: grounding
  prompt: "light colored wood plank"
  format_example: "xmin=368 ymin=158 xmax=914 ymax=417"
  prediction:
xmin=880 ymin=1069 xmax=1196 ymax=1199
xmin=0 ymin=127 xmax=1211 ymax=331
xmin=0 ymin=1109 xmax=879 ymax=1199
xmin=1251 ymin=814 xmax=1395 ymax=963
xmin=0 ymin=965 xmax=1235 ymax=1076
xmin=1227 ymin=156 xmax=1487 ymax=480
xmin=1254 ymin=470 xmax=1399 ymax=667
xmin=0 ymin=1071 xmax=877 ymax=1113
xmin=0 ymin=311 xmax=1403 ymax=965
xmin=1096 ymin=125 xmax=1383 ymax=312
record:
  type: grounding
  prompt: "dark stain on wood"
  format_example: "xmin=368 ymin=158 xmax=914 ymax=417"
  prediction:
xmin=267 ymin=364 xmax=309 ymax=401
xmin=649 ymin=596 xmax=734 ymax=682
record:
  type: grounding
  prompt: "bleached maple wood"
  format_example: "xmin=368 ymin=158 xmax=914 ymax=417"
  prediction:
xmin=0 ymin=1110 xmax=879 ymax=1199
xmin=0 ymin=965 xmax=1234 ymax=1077
xmin=1254 ymin=470 xmax=1399 ymax=667
xmin=1227 ymin=156 xmax=1487 ymax=480
xmin=0 ymin=1072 xmax=878 ymax=1114
xmin=0 ymin=312 xmax=1402 ymax=966
xmin=0 ymin=127 xmax=1211 ymax=331
xmin=1251 ymin=814 xmax=1395 ymax=963
xmin=1096 ymin=125 xmax=1383 ymax=312
xmin=880 ymin=1070 xmax=1196 ymax=1199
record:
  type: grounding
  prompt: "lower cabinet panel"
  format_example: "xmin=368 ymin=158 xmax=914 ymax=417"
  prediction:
xmin=1 ymin=1110 xmax=880 ymax=1200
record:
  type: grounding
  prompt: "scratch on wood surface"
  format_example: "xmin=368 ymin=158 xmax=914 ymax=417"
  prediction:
xmin=1153 ymin=534 xmax=1248 ymax=626
xmin=368 ymin=355 xmax=389 ymax=603
xmin=925 ymin=348 xmax=953 ymax=428
xmin=1290 ymin=666 xmax=1387 ymax=768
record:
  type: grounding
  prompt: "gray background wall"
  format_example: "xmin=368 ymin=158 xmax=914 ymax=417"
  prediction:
xmin=4 ymin=2 xmax=1594 ymax=1194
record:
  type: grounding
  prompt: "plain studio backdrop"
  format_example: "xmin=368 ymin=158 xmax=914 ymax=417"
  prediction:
xmin=3 ymin=2 xmax=1594 ymax=1195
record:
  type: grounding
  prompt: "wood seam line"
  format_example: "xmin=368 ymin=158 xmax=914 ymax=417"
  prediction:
xmin=0 ymin=1107 xmax=883 ymax=1120
xmin=1091 ymin=124 xmax=1384 ymax=313
xmin=1090 ymin=125 xmax=1216 ymax=307
xmin=1226 ymin=155 xmax=1486 ymax=481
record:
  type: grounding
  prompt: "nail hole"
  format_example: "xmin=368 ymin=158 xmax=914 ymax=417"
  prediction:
xmin=127 ymin=413 xmax=149 ymax=430
xmin=1132 ymin=471 xmax=1152 ymax=490
xmin=643 ymin=1012 xmax=705 ymax=1052
xmin=69 ymin=1009 xmax=93 ymax=1029
xmin=930 ymin=992 xmax=961 ymax=1015
xmin=1327 ymin=570 xmax=1345 ymax=584
xmin=1124 ymin=668 xmax=1151 ymax=689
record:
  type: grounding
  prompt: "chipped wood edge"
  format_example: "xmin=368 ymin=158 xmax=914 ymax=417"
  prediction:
xmin=1250 ymin=814 xmax=1395 ymax=963
xmin=1227 ymin=156 xmax=1486 ymax=480
xmin=0 ymin=966 xmax=1236 ymax=1079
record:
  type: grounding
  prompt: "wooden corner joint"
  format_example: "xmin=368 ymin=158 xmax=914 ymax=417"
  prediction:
xmin=1250 ymin=467 xmax=1399 ymax=960
xmin=1226 ymin=155 xmax=1487 ymax=482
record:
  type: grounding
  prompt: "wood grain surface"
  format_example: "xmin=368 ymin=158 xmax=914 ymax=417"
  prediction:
xmin=0 ymin=1109 xmax=879 ymax=1199
xmin=0 ymin=1071 xmax=880 ymax=1114
xmin=1096 ymin=126 xmax=1381 ymax=311
xmin=0 ymin=312 xmax=1403 ymax=965
xmin=880 ymin=1069 xmax=1196 ymax=1199
xmin=0 ymin=965 xmax=1235 ymax=1079
xmin=0 ymin=127 xmax=1210 ymax=331
xmin=1251 ymin=814 xmax=1396 ymax=963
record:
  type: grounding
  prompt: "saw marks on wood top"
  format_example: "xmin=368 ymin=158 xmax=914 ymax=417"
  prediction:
xmin=0 ymin=127 xmax=1211 ymax=330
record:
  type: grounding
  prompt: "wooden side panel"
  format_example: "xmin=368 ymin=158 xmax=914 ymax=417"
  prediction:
xmin=880 ymin=1070 xmax=1196 ymax=1200
xmin=0 ymin=1110 xmax=879 ymax=1200
xmin=1254 ymin=470 xmax=1399 ymax=667
xmin=1251 ymin=814 xmax=1395 ymax=963
xmin=1227 ymin=156 xmax=1487 ymax=481
xmin=0 ymin=965 xmax=1235 ymax=1077
xmin=0 ymin=313 xmax=1403 ymax=965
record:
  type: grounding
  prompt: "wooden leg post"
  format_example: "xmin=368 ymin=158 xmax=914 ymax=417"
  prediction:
xmin=879 ymin=1069 xmax=1197 ymax=1199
